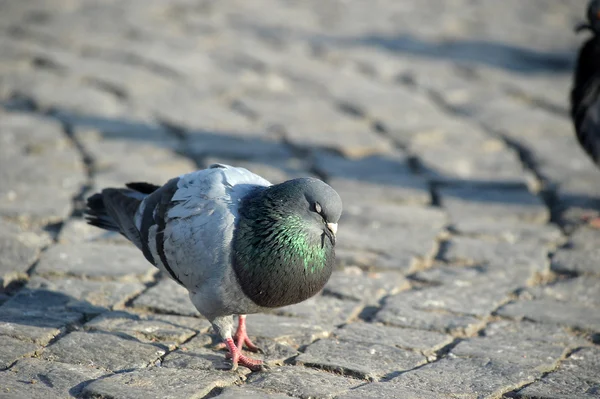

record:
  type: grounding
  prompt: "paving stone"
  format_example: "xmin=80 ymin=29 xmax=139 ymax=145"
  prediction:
xmin=74 ymin=127 xmax=196 ymax=191
xmin=526 ymin=276 xmax=600 ymax=308
xmin=451 ymin=220 xmax=564 ymax=246
xmin=451 ymin=321 xmax=577 ymax=366
xmin=338 ymin=204 xmax=446 ymax=272
xmin=213 ymin=386 xmax=295 ymax=399
xmin=58 ymin=217 xmax=132 ymax=245
xmin=81 ymin=367 xmax=240 ymax=399
xmin=440 ymin=186 xmax=549 ymax=226
xmin=391 ymin=321 xmax=574 ymax=398
xmin=0 ymin=219 xmax=51 ymax=288
xmin=329 ymin=177 xmax=431 ymax=210
xmin=551 ymin=247 xmax=600 ymax=277
xmin=315 ymin=151 xmax=430 ymax=205
xmin=496 ymin=299 xmax=600 ymax=332
xmin=0 ymin=287 xmax=88 ymax=344
xmin=0 ymin=112 xmax=85 ymax=225
xmin=0 ymin=358 xmax=105 ymax=398
xmin=187 ymin=132 xmax=293 ymax=162
xmin=244 ymin=314 xmax=330 ymax=346
xmin=0 ymin=336 xmax=41 ymax=370
xmin=296 ymin=338 xmax=426 ymax=380
xmin=375 ymin=264 xmax=529 ymax=332
xmin=161 ymin=334 xmax=234 ymax=372
xmin=43 ymin=331 xmax=165 ymax=372
xmin=26 ymin=276 xmax=145 ymax=312
xmin=333 ymin=322 xmax=453 ymax=354
xmin=375 ymin=291 xmax=485 ymax=335
xmin=413 ymin=124 xmax=528 ymax=186
xmin=246 ymin=366 xmax=362 ymax=398
xmin=442 ymin=236 xmax=547 ymax=271
xmin=337 ymin=382 xmax=448 ymax=399
xmin=85 ymin=311 xmax=208 ymax=348
xmin=34 ymin=243 xmax=155 ymax=280
xmin=514 ymin=347 xmax=600 ymax=399
xmin=245 ymin=95 xmax=393 ymax=157
xmin=275 ymin=294 xmax=363 ymax=327
xmin=323 ymin=266 xmax=410 ymax=304
xmin=131 ymin=278 xmax=199 ymax=317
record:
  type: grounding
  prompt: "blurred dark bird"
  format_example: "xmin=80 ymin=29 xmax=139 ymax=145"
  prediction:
xmin=572 ymin=0 xmax=600 ymax=228
xmin=572 ymin=0 xmax=600 ymax=165
xmin=84 ymin=164 xmax=341 ymax=371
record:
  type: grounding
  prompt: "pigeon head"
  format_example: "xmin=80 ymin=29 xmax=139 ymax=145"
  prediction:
xmin=577 ymin=0 xmax=600 ymax=34
xmin=232 ymin=177 xmax=342 ymax=309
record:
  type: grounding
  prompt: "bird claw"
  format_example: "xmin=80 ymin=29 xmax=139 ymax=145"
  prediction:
xmin=224 ymin=337 xmax=265 ymax=372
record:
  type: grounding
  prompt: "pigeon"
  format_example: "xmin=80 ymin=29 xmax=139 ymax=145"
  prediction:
xmin=572 ymin=0 xmax=600 ymax=227
xmin=572 ymin=0 xmax=600 ymax=166
xmin=84 ymin=164 xmax=342 ymax=371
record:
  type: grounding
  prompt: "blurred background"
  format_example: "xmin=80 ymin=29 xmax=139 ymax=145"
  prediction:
xmin=1 ymin=1 xmax=599 ymax=397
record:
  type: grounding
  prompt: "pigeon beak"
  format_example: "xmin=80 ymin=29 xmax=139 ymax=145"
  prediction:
xmin=326 ymin=222 xmax=338 ymax=237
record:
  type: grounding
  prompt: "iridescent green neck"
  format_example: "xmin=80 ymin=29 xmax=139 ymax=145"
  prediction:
xmin=231 ymin=187 xmax=335 ymax=308
xmin=275 ymin=215 xmax=328 ymax=274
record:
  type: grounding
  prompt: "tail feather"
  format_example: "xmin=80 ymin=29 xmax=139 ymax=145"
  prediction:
xmin=85 ymin=184 xmax=155 ymax=249
xmin=126 ymin=182 xmax=161 ymax=194
xmin=85 ymin=193 xmax=121 ymax=232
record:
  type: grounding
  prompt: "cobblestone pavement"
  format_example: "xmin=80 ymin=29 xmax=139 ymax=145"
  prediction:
xmin=1 ymin=1 xmax=599 ymax=398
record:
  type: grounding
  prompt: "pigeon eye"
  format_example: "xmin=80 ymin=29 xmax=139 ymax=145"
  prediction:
xmin=314 ymin=202 xmax=322 ymax=214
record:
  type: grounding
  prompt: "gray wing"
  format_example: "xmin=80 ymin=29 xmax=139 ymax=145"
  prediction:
xmin=135 ymin=164 xmax=271 ymax=297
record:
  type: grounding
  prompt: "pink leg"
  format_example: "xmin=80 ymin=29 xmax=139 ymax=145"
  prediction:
xmin=582 ymin=214 xmax=600 ymax=228
xmin=224 ymin=337 xmax=263 ymax=371
xmin=234 ymin=315 xmax=261 ymax=353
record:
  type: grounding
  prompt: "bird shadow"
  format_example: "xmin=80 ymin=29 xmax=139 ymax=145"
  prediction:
xmin=237 ymin=22 xmax=576 ymax=74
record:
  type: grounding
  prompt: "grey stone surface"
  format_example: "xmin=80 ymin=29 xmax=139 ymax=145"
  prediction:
xmin=81 ymin=367 xmax=240 ymax=399
xmin=337 ymin=382 xmax=448 ymax=399
xmin=391 ymin=321 xmax=577 ymax=398
xmin=0 ymin=287 xmax=87 ymax=344
xmin=34 ymin=243 xmax=155 ymax=280
xmin=440 ymin=186 xmax=549 ymax=226
xmin=333 ymin=322 xmax=453 ymax=354
xmin=375 ymin=293 xmax=485 ymax=335
xmin=0 ymin=358 xmax=105 ymax=398
xmin=316 ymin=151 xmax=431 ymax=205
xmin=552 ymin=247 xmax=600 ymax=277
xmin=515 ymin=347 xmax=600 ymax=399
xmin=338 ymin=203 xmax=446 ymax=271
xmin=246 ymin=366 xmax=362 ymax=398
xmin=275 ymin=294 xmax=363 ymax=327
xmin=442 ymin=236 xmax=547 ymax=270
xmin=26 ymin=276 xmax=145 ymax=312
xmin=42 ymin=331 xmax=166 ymax=372
xmin=213 ymin=386 xmax=295 ymax=399
xmin=0 ymin=336 xmax=41 ymax=370
xmin=57 ymin=218 xmax=132 ymax=245
xmin=131 ymin=278 xmax=199 ymax=316
xmin=296 ymin=338 xmax=426 ymax=380
xmin=323 ymin=266 xmax=410 ymax=304
xmin=0 ymin=0 xmax=597 ymax=398
xmin=0 ymin=220 xmax=51 ymax=288
xmin=0 ymin=112 xmax=85 ymax=225
xmin=496 ymin=299 xmax=600 ymax=332
xmin=244 ymin=314 xmax=330 ymax=346
xmin=85 ymin=311 xmax=209 ymax=348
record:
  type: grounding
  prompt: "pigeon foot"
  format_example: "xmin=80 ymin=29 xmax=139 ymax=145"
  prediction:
xmin=224 ymin=337 xmax=264 ymax=371
xmin=216 ymin=315 xmax=263 ymax=353
xmin=581 ymin=213 xmax=600 ymax=229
